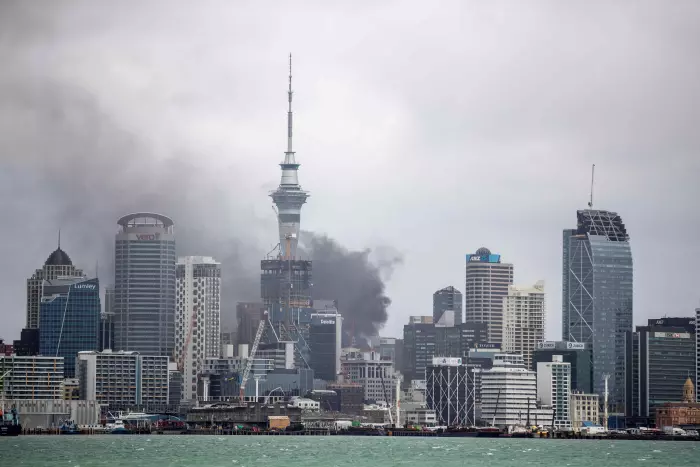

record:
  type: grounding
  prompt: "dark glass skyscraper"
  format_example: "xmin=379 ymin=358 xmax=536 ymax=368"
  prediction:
xmin=114 ymin=213 xmax=176 ymax=356
xmin=39 ymin=277 xmax=100 ymax=377
xmin=562 ymin=210 xmax=633 ymax=410
xmin=433 ymin=286 xmax=463 ymax=325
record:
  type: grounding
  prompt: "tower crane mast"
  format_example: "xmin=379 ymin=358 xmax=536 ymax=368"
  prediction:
xmin=239 ymin=311 xmax=268 ymax=402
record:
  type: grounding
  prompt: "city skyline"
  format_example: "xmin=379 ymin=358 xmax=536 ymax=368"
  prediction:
xmin=1 ymin=1 xmax=699 ymax=344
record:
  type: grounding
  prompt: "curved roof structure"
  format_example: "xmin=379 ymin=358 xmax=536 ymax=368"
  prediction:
xmin=475 ymin=247 xmax=491 ymax=256
xmin=45 ymin=247 xmax=73 ymax=266
xmin=117 ymin=212 xmax=174 ymax=228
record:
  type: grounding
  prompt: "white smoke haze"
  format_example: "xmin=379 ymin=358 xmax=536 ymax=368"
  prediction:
xmin=1 ymin=1 xmax=699 ymax=342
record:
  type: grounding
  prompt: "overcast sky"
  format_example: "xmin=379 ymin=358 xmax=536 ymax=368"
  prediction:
xmin=1 ymin=0 xmax=699 ymax=343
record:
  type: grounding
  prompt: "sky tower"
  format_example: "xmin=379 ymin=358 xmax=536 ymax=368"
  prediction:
xmin=271 ymin=54 xmax=309 ymax=259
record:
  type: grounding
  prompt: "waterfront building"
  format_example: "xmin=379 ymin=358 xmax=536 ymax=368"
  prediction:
xmin=562 ymin=209 xmax=633 ymax=410
xmin=481 ymin=354 xmax=553 ymax=427
xmin=425 ymin=357 xmax=478 ymax=426
xmin=113 ymin=213 xmax=176 ymax=356
xmin=537 ymin=355 xmax=572 ymax=428
xmin=625 ymin=318 xmax=696 ymax=418
xmin=26 ymin=240 xmax=84 ymax=329
xmin=309 ymin=311 xmax=342 ymax=381
xmin=326 ymin=383 xmax=364 ymax=415
xmin=60 ymin=378 xmax=80 ymax=400
xmin=0 ymin=355 xmax=64 ymax=399
xmin=503 ymin=281 xmax=545 ymax=370
xmin=464 ymin=248 xmax=514 ymax=346
xmin=570 ymin=392 xmax=600 ymax=431
xmin=6 ymin=399 xmax=100 ymax=429
xmin=655 ymin=378 xmax=700 ymax=428
xmin=433 ymin=286 xmax=463 ymax=326
xmin=76 ymin=350 xmax=169 ymax=411
xmin=175 ymin=256 xmax=221 ymax=401
xmin=39 ymin=277 xmax=100 ymax=378
xmin=341 ymin=349 xmax=394 ymax=404
xmin=532 ymin=341 xmax=592 ymax=393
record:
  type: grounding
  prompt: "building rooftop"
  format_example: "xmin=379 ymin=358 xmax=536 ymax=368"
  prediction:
xmin=44 ymin=247 xmax=73 ymax=266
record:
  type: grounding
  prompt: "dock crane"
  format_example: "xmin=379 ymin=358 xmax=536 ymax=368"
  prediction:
xmin=239 ymin=311 xmax=268 ymax=402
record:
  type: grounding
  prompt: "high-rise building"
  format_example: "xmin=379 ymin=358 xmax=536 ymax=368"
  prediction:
xmin=77 ymin=350 xmax=169 ymax=411
xmin=433 ymin=286 xmax=463 ymax=326
xmin=403 ymin=318 xmax=436 ymax=383
xmin=175 ymin=256 xmax=222 ymax=401
xmin=532 ymin=341 xmax=593 ymax=393
xmin=0 ymin=355 xmax=64 ymax=400
xmin=570 ymin=393 xmax=599 ymax=430
xmin=100 ymin=285 xmax=115 ymax=351
xmin=39 ymin=277 xmax=101 ymax=378
xmin=26 ymin=241 xmax=84 ymax=329
xmin=309 ymin=312 xmax=342 ymax=381
xmin=435 ymin=322 xmax=489 ymax=359
xmin=341 ymin=349 xmax=394 ymax=404
xmin=261 ymin=57 xmax=313 ymax=365
xmin=503 ymin=281 xmax=545 ymax=370
xmin=537 ymin=355 xmax=572 ymax=429
xmin=625 ymin=317 xmax=696 ymax=419
xmin=113 ymin=213 xmax=176 ymax=356
xmin=464 ymin=248 xmax=514 ymax=346
xmin=235 ymin=302 xmax=263 ymax=346
xmin=562 ymin=210 xmax=633 ymax=410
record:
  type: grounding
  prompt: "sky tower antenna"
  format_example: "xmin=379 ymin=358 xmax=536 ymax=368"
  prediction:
xmin=588 ymin=164 xmax=595 ymax=209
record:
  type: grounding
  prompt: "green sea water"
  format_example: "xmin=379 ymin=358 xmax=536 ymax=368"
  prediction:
xmin=2 ymin=435 xmax=699 ymax=467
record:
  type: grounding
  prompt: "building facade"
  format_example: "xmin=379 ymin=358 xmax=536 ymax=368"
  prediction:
xmin=655 ymin=378 xmax=700 ymax=428
xmin=425 ymin=357 xmax=477 ymax=426
xmin=309 ymin=312 xmax=342 ymax=381
xmin=39 ymin=277 xmax=101 ymax=378
xmin=26 ymin=244 xmax=84 ymax=329
xmin=403 ymin=319 xmax=436 ymax=383
xmin=235 ymin=302 xmax=263 ymax=346
xmin=113 ymin=213 xmax=176 ymax=356
xmin=570 ymin=392 xmax=600 ymax=430
xmin=625 ymin=318 xmax=696 ymax=418
xmin=0 ymin=356 xmax=64 ymax=399
xmin=341 ymin=349 xmax=394 ymax=404
xmin=99 ymin=285 xmax=115 ymax=351
xmin=562 ymin=210 xmax=633 ymax=410
xmin=532 ymin=341 xmax=592 ymax=394
xmin=175 ymin=256 xmax=222 ymax=401
xmin=433 ymin=286 xmax=463 ymax=326
xmin=503 ymin=281 xmax=545 ymax=370
xmin=537 ymin=355 xmax=572 ymax=428
xmin=464 ymin=248 xmax=514 ymax=346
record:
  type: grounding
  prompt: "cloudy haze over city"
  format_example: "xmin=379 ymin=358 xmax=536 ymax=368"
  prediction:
xmin=1 ymin=0 xmax=699 ymax=342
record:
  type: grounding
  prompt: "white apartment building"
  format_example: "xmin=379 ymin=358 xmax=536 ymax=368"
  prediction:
xmin=176 ymin=256 xmax=221 ymax=401
xmin=0 ymin=356 xmax=64 ymax=400
xmin=571 ymin=392 xmax=600 ymax=431
xmin=341 ymin=349 xmax=394 ymax=404
xmin=537 ymin=355 xmax=572 ymax=429
xmin=503 ymin=281 xmax=545 ymax=370
xmin=481 ymin=354 xmax=553 ymax=427
xmin=76 ymin=350 xmax=169 ymax=409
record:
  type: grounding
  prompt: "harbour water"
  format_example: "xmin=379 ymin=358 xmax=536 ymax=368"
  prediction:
xmin=2 ymin=436 xmax=699 ymax=466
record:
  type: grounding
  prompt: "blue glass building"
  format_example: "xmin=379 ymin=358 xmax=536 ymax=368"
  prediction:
xmin=562 ymin=210 xmax=633 ymax=411
xmin=40 ymin=277 xmax=101 ymax=377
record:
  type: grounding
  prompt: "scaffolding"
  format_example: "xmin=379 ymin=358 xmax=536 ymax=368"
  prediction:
xmin=426 ymin=361 xmax=477 ymax=426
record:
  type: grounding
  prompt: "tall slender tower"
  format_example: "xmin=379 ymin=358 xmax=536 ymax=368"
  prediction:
xmin=270 ymin=54 xmax=309 ymax=259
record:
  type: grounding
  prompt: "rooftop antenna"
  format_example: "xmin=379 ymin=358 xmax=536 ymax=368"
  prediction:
xmin=587 ymin=164 xmax=595 ymax=209
xmin=287 ymin=53 xmax=293 ymax=155
xmin=57 ymin=229 xmax=61 ymax=249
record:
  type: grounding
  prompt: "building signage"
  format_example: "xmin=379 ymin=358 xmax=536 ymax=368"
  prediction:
xmin=566 ymin=342 xmax=585 ymax=350
xmin=432 ymin=357 xmax=462 ymax=366
xmin=135 ymin=234 xmax=159 ymax=241
xmin=654 ymin=332 xmax=690 ymax=339
xmin=319 ymin=319 xmax=336 ymax=325
xmin=74 ymin=283 xmax=96 ymax=290
xmin=466 ymin=254 xmax=501 ymax=263
xmin=537 ymin=341 xmax=556 ymax=350
xmin=474 ymin=343 xmax=500 ymax=350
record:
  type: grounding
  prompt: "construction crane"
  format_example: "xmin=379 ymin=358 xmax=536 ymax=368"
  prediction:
xmin=178 ymin=307 xmax=198 ymax=372
xmin=239 ymin=311 xmax=268 ymax=402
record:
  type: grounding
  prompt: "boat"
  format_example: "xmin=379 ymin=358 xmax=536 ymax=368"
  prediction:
xmin=476 ymin=426 xmax=503 ymax=437
xmin=107 ymin=419 xmax=132 ymax=434
xmin=59 ymin=420 xmax=81 ymax=435
xmin=0 ymin=408 xmax=21 ymax=436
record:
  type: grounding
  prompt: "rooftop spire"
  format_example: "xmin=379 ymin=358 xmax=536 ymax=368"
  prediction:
xmin=58 ymin=229 xmax=61 ymax=249
xmin=287 ymin=53 xmax=294 ymax=155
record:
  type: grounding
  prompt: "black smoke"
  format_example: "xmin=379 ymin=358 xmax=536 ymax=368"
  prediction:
xmin=301 ymin=232 xmax=403 ymax=344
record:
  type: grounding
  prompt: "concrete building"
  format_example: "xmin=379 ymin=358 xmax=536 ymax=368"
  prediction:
xmin=0 ymin=355 xmax=64 ymax=399
xmin=464 ymin=248 xmax=514 ymax=346
xmin=563 ymin=210 xmax=633 ymax=411
xmin=99 ymin=285 xmax=115 ymax=352
xmin=309 ymin=312 xmax=342 ymax=381
xmin=570 ymin=392 xmax=600 ymax=431
xmin=403 ymin=317 xmax=436 ymax=384
xmin=655 ymin=378 xmax=700 ymax=428
xmin=425 ymin=357 xmax=477 ymax=426
xmin=39 ymin=277 xmax=101 ymax=378
xmin=625 ymin=318 xmax=696 ymax=418
xmin=537 ymin=355 xmax=572 ymax=429
xmin=6 ymin=399 xmax=100 ymax=429
xmin=503 ymin=281 xmax=545 ymax=370
xmin=26 ymin=242 xmax=84 ymax=329
xmin=532 ymin=341 xmax=592 ymax=393
xmin=481 ymin=354 xmax=553 ymax=427
xmin=76 ymin=350 xmax=169 ymax=411
xmin=327 ymin=383 xmax=364 ymax=415
xmin=433 ymin=286 xmax=463 ymax=326
xmin=175 ymin=256 xmax=221 ymax=401
xmin=436 ymin=322 xmax=489 ymax=360
xmin=341 ymin=349 xmax=394 ymax=404
xmin=404 ymin=407 xmax=437 ymax=426
xmin=113 ymin=213 xmax=176 ymax=356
